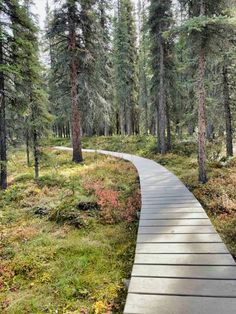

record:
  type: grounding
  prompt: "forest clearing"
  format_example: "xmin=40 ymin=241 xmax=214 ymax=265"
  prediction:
xmin=1 ymin=0 xmax=236 ymax=313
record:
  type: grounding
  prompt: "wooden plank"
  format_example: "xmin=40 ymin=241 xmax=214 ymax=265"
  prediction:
xmin=142 ymin=187 xmax=190 ymax=192
xmin=128 ymin=277 xmax=236 ymax=297
xmin=141 ymin=190 xmax=192 ymax=198
xmin=142 ymin=198 xmax=198 ymax=203
xmin=142 ymin=195 xmax=198 ymax=199
xmin=134 ymin=254 xmax=235 ymax=265
xmin=132 ymin=264 xmax=236 ymax=279
xmin=141 ymin=203 xmax=202 ymax=207
xmin=138 ymin=226 xmax=216 ymax=234
xmin=124 ymin=294 xmax=236 ymax=314
xmin=137 ymin=233 xmax=222 ymax=243
xmin=139 ymin=219 xmax=212 ymax=226
xmin=141 ymin=208 xmax=204 ymax=213
xmin=140 ymin=213 xmax=208 ymax=219
xmin=136 ymin=243 xmax=228 ymax=254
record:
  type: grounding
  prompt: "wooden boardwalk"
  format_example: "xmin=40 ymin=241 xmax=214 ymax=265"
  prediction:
xmin=56 ymin=148 xmax=236 ymax=313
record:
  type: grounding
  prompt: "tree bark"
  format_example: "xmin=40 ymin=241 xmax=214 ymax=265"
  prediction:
xmin=197 ymin=1 xmax=207 ymax=184
xmin=0 ymin=36 xmax=7 ymax=190
xmin=68 ymin=2 xmax=83 ymax=163
xmin=223 ymin=58 xmax=233 ymax=157
xmin=158 ymin=35 xmax=167 ymax=154
xmin=197 ymin=45 xmax=207 ymax=183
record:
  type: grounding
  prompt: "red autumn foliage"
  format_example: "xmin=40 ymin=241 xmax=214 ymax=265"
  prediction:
xmin=83 ymin=180 xmax=140 ymax=224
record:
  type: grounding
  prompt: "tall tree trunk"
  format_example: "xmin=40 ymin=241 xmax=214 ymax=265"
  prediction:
xmin=223 ymin=58 xmax=233 ymax=157
xmin=158 ymin=35 xmax=166 ymax=154
xmin=0 ymin=37 xmax=7 ymax=190
xmin=68 ymin=2 xmax=83 ymax=163
xmin=197 ymin=5 xmax=207 ymax=183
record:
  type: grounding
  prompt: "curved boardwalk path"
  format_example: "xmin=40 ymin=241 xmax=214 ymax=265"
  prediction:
xmin=55 ymin=148 xmax=236 ymax=313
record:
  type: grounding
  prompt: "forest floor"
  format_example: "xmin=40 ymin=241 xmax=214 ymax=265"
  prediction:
xmin=0 ymin=149 xmax=140 ymax=313
xmin=48 ymin=135 xmax=236 ymax=259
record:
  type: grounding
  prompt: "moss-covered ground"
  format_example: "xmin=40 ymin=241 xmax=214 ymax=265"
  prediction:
xmin=0 ymin=149 xmax=140 ymax=313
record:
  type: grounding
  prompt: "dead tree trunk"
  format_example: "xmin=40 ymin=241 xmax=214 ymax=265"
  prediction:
xmin=68 ymin=2 xmax=83 ymax=163
xmin=223 ymin=58 xmax=233 ymax=157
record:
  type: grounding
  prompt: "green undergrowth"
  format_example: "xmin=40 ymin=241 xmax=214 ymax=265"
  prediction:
xmin=0 ymin=149 xmax=140 ymax=313
xmin=49 ymin=135 xmax=236 ymax=259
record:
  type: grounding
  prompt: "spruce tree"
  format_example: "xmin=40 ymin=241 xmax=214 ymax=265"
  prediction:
xmin=149 ymin=0 xmax=173 ymax=154
xmin=48 ymin=0 xmax=85 ymax=162
xmin=178 ymin=0 xmax=230 ymax=182
xmin=138 ymin=0 xmax=150 ymax=135
xmin=0 ymin=0 xmax=35 ymax=188
xmin=113 ymin=0 xmax=138 ymax=135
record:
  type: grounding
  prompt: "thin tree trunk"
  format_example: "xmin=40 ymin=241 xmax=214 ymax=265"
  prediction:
xmin=31 ymin=98 xmax=39 ymax=179
xmin=68 ymin=2 xmax=83 ymax=163
xmin=126 ymin=95 xmax=133 ymax=135
xmin=120 ymin=104 xmax=126 ymax=135
xmin=166 ymin=99 xmax=171 ymax=151
xmin=197 ymin=21 xmax=207 ymax=183
xmin=0 ymin=37 xmax=7 ymax=190
xmin=158 ymin=35 xmax=166 ymax=154
xmin=223 ymin=58 xmax=233 ymax=157
xmin=33 ymin=128 xmax=39 ymax=179
xmin=116 ymin=112 xmax=120 ymax=135
xmin=157 ymin=104 xmax=161 ymax=153
xmin=144 ymin=82 xmax=148 ymax=135
xmin=26 ymin=129 xmax=30 ymax=167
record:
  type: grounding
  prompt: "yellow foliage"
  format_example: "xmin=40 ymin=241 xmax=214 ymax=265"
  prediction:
xmin=94 ymin=301 xmax=107 ymax=314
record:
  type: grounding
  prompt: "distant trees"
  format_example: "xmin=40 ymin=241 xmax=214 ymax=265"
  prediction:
xmin=113 ymin=0 xmax=138 ymax=135
xmin=45 ymin=0 xmax=235 ymax=183
xmin=149 ymin=0 xmax=173 ymax=154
